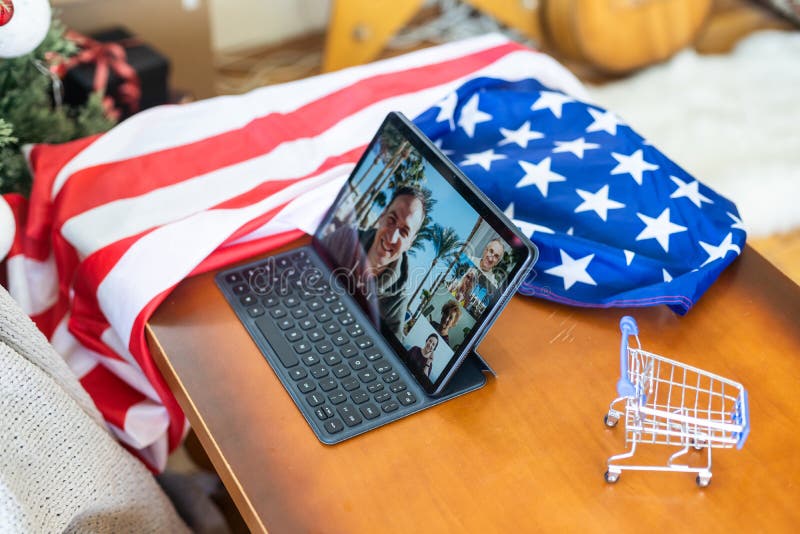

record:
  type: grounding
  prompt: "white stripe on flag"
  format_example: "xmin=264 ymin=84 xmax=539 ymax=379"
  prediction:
xmin=109 ymin=420 xmax=170 ymax=472
xmin=50 ymin=34 xmax=511 ymax=198
xmin=122 ymin=400 xmax=171 ymax=449
xmin=99 ymin=327 xmax=161 ymax=402
xmin=61 ymin=49 xmax=586 ymax=260
xmin=97 ymin=170 xmax=339 ymax=348
xmin=6 ymin=253 xmax=58 ymax=316
xmin=227 ymin=172 xmax=350 ymax=246
xmin=0 ymin=196 xmax=14 ymax=261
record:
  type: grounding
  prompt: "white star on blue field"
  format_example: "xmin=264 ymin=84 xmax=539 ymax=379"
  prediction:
xmin=413 ymin=76 xmax=747 ymax=314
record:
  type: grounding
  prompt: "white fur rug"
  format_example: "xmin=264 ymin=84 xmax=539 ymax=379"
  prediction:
xmin=589 ymin=31 xmax=800 ymax=238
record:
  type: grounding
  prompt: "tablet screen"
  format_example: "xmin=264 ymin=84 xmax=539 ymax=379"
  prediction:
xmin=315 ymin=113 xmax=533 ymax=394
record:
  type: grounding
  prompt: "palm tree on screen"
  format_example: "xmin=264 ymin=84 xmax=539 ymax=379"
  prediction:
xmin=406 ymin=223 xmax=463 ymax=312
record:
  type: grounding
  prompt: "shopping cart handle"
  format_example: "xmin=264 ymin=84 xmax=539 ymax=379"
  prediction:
xmin=617 ymin=316 xmax=639 ymax=397
xmin=620 ymin=316 xmax=638 ymax=337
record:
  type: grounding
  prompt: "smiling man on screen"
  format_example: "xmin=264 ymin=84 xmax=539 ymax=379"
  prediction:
xmin=323 ymin=186 xmax=427 ymax=335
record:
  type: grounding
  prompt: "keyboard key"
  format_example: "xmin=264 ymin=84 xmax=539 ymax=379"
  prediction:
xmin=298 ymin=319 xmax=315 ymax=331
xmin=390 ymin=384 xmax=407 ymax=393
xmin=328 ymin=391 xmax=346 ymax=405
xmin=307 ymin=330 xmax=324 ymax=342
xmin=324 ymin=418 xmax=344 ymax=434
xmin=233 ymin=283 xmax=249 ymax=295
xmin=316 ymin=341 xmax=333 ymax=354
xmin=355 ymin=337 xmax=373 ymax=350
xmin=297 ymin=380 xmax=315 ymax=393
xmin=337 ymin=404 xmax=362 ymax=427
xmin=288 ymin=368 xmax=307 ymax=381
xmin=397 ymin=391 xmax=417 ymax=406
xmin=360 ymin=403 xmax=381 ymax=420
xmin=382 ymin=371 xmax=399 ymax=384
xmin=319 ymin=378 xmax=338 ymax=392
xmin=247 ymin=305 xmax=265 ymax=318
xmin=315 ymin=311 xmax=333 ymax=323
xmin=308 ymin=299 xmax=324 ymax=311
xmin=367 ymin=382 xmax=384 ymax=393
xmin=263 ymin=296 xmax=279 ymax=307
xmin=276 ymin=285 xmax=291 ymax=297
xmin=365 ymin=349 xmax=383 ymax=361
xmin=382 ymin=402 xmax=399 ymax=413
xmin=285 ymin=296 xmax=300 ymax=308
xmin=350 ymin=357 xmax=367 ymax=371
xmin=306 ymin=392 xmax=325 ymax=407
xmin=310 ymin=365 xmax=329 ymax=379
xmin=351 ymin=391 xmax=369 ymax=404
xmin=324 ymin=293 xmax=340 ymax=304
xmin=332 ymin=364 xmax=350 ymax=379
xmin=291 ymin=308 xmax=308 ymax=319
xmin=314 ymin=407 xmax=330 ymax=420
xmin=331 ymin=334 xmax=348 ymax=346
xmin=323 ymin=353 xmax=342 ymax=366
xmin=374 ymin=391 xmax=391 ymax=403
xmin=254 ymin=317 xmax=299 ymax=368
xmin=375 ymin=363 xmax=392 ymax=374
xmin=270 ymin=308 xmax=288 ymax=320
xmin=347 ymin=324 xmax=364 ymax=337
xmin=239 ymin=294 xmax=257 ymax=306
xmin=225 ymin=273 xmax=242 ymax=284
xmin=298 ymin=289 xmax=316 ymax=300
xmin=285 ymin=330 xmax=302 ymax=343
xmin=358 ymin=370 xmax=377 ymax=383
xmin=294 ymin=341 xmax=312 ymax=355
xmin=277 ymin=318 xmax=294 ymax=330
xmin=338 ymin=313 xmax=355 ymax=326
xmin=340 ymin=345 xmax=358 ymax=359
xmin=242 ymin=266 xmax=261 ymax=279
xmin=342 ymin=377 xmax=360 ymax=391
xmin=300 ymin=353 xmax=320 ymax=366
xmin=324 ymin=323 xmax=341 ymax=335
xmin=330 ymin=302 xmax=345 ymax=313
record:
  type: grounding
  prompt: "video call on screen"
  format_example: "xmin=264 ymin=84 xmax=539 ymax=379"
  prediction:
xmin=318 ymin=121 xmax=522 ymax=384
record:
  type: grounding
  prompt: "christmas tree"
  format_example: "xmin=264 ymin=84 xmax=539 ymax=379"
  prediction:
xmin=0 ymin=11 xmax=115 ymax=195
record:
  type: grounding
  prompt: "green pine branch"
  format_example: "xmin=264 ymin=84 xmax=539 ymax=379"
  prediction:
xmin=0 ymin=16 xmax=115 ymax=195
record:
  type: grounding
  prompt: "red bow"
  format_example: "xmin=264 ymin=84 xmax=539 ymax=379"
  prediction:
xmin=50 ymin=30 xmax=142 ymax=120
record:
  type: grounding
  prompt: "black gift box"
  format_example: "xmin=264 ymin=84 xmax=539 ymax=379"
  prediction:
xmin=62 ymin=27 xmax=170 ymax=118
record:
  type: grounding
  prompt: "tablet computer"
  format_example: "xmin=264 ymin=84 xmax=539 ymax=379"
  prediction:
xmin=314 ymin=112 xmax=538 ymax=395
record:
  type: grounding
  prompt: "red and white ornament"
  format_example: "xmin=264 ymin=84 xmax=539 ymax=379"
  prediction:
xmin=0 ymin=0 xmax=51 ymax=58
xmin=0 ymin=0 xmax=14 ymax=26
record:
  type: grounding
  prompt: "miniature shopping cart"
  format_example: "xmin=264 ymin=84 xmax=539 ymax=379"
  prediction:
xmin=603 ymin=316 xmax=749 ymax=487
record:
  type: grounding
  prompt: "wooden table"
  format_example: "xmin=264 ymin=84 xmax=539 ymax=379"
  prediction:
xmin=147 ymin=238 xmax=800 ymax=532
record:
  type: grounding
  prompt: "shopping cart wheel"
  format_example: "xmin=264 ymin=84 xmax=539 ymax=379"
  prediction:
xmin=604 ymin=470 xmax=620 ymax=483
xmin=604 ymin=414 xmax=619 ymax=427
xmin=696 ymin=474 xmax=712 ymax=488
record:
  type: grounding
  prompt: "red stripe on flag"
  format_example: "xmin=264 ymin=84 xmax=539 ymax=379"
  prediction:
xmin=24 ymin=136 xmax=100 ymax=261
xmin=80 ymin=363 xmax=147 ymax=430
xmin=127 ymin=227 xmax=308 ymax=450
xmin=49 ymin=42 xmax=522 ymax=226
xmin=190 ymin=228 xmax=307 ymax=277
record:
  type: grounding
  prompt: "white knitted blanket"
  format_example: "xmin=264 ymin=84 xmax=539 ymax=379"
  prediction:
xmin=0 ymin=287 xmax=188 ymax=533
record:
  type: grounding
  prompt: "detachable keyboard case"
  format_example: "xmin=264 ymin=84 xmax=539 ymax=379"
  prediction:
xmin=216 ymin=247 xmax=495 ymax=445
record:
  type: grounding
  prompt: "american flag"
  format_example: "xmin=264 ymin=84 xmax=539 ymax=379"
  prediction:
xmin=0 ymin=35 xmax=591 ymax=471
xmin=414 ymin=77 xmax=746 ymax=313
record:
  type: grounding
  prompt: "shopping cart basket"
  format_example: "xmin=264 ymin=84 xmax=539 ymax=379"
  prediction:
xmin=604 ymin=316 xmax=749 ymax=487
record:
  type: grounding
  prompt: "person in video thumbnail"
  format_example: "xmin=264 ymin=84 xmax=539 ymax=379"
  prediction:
xmin=430 ymin=300 xmax=462 ymax=345
xmin=449 ymin=268 xmax=478 ymax=306
xmin=469 ymin=238 xmax=505 ymax=287
xmin=408 ymin=333 xmax=439 ymax=377
xmin=322 ymin=186 xmax=427 ymax=335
